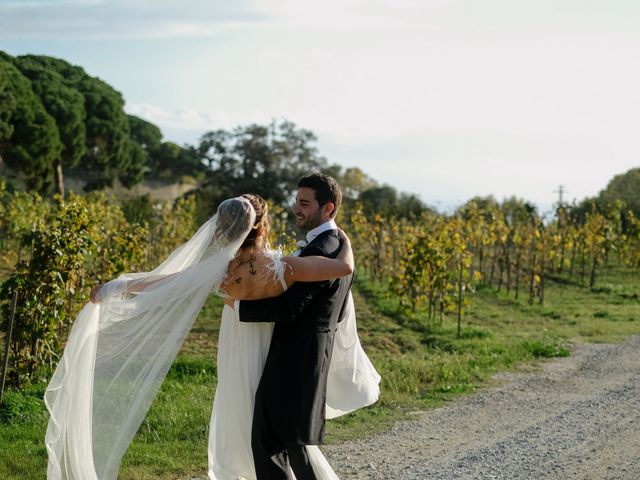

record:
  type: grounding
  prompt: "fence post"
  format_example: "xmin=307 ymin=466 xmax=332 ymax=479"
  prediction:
xmin=0 ymin=291 xmax=18 ymax=404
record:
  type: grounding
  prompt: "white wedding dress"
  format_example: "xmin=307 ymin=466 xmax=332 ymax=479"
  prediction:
xmin=208 ymin=254 xmax=381 ymax=480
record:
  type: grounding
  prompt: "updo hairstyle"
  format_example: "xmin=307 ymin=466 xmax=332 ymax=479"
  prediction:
xmin=214 ymin=197 xmax=255 ymax=248
xmin=239 ymin=193 xmax=269 ymax=249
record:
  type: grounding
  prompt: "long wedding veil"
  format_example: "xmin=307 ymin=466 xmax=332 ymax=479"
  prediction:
xmin=44 ymin=197 xmax=256 ymax=480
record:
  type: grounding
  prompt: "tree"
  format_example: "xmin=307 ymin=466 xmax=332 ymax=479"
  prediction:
xmin=119 ymin=139 xmax=148 ymax=188
xmin=598 ymin=167 xmax=640 ymax=218
xmin=13 ymin=54 xmax=86 ymax=196
xmin=0 ymin=67 xmax=16 ymax=168
xmin=119 ymin=115 xmax=163 ymax=187
xmin=359 ymin=185 xmax=399 ymax=216
xmin=399 ymin=193 xmax=428 ymax=217
xmin=195 ymin=120 xmax=328 ymax=213
xmin=270 ymin=120 xmax=328 ymax=196
xmin=341 ymin=167 xmax=378 ymax=200
xmin=149 ymin=141 xmax=203 ymax=180
xmin=27 ymin=55 xmax=131 ymax=190
xmin=76 ymin=74 xmax=130 ymax=188
xmin=0 ymin=54 xmax=62 ymax=192
xmin=501 ymin=196 xmax=538 ymax=226
xmin=127 ymin=114 xmax=162 ymax=152
xmin=456 ymin=195 xmax=500 ymax=220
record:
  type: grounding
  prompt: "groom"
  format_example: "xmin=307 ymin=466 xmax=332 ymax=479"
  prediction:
xmin=236 ymin=172 xmax=353 ymax=479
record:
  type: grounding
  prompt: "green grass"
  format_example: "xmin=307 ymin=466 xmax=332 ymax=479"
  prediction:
xmin=0 ymin=383 xmax=49 ymax=480
xmin=1 ymin=264 xmax=640 ymax=479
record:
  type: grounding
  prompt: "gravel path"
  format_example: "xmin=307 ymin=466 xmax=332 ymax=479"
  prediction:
xmin=323 ymin=335 xmax=640 ymax=480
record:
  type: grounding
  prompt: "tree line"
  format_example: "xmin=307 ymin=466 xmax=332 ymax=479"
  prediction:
xmin=0 ymin=51 xmax=429 ymax=222
xmin=4 ymin=49 xmax=637 ymax=221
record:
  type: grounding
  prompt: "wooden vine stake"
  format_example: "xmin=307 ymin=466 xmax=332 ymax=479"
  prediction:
xmin=0 ymin=291 xmax=18 ymax=404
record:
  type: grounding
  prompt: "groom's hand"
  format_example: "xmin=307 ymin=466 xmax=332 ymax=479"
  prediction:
xmin=223 ymin=297 xmax=235 ymax=309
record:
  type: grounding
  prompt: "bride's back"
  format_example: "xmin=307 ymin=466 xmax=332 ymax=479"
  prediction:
xmin=221 ymin=250 xmax=285 ymax=301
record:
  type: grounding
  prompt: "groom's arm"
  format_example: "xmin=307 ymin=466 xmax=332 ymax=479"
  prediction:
xmin=237 ymin=280 xmax=327 ymax=324
xmin=237 ymin=242 xmax=332 ymax=324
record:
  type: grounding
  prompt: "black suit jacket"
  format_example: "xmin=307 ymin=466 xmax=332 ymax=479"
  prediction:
xmin=238 ymin=229 xmax=353 ymax=446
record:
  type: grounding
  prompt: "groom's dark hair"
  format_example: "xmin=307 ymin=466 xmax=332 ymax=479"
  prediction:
xmin=297 ymin=172 xmax=342 ymax=218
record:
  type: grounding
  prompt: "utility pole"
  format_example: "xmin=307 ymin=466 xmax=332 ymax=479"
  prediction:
xmin=553 ymin=185 xmax=568 ymax=206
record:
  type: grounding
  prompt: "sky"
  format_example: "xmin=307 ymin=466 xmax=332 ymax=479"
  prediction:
xmin=1 ymin=0 xmax=639 ymax=213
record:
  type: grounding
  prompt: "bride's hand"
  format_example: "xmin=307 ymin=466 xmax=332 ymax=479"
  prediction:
xmin=90 ymin=285 xmax=103 ymax=304
xmin=337 ymin=228 xmax=354 ymax=271
xmin=337 ymin=228 xmax=351 ymax=246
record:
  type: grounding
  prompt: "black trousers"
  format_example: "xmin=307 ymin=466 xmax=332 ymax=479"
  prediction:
xmin=256 ymin=445 xmax=317 ymax=480
xmin=251 ymin=408 xmax=318 ymax=480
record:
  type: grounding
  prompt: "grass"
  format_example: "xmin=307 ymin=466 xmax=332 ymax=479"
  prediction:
xmin=1 ymin=264 xmax=639 ymax=479
xmin=0 ymin=383 xmax=49 ymax=480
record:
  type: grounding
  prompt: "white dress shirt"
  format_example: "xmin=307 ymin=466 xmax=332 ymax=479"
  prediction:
xmin=305 ymin=219 xmax=338 ymax=245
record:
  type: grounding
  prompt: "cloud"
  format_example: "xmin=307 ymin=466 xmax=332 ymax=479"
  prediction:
xmin=125 ymin=102 xmax=275 ymax=144
xmin=0 ymin=0 xmax=266 ymax=39
xmin=126 ymin=103 xmax=232 ymax=141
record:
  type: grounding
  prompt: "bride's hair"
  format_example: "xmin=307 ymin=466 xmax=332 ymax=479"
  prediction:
xmin=214 ymin=197 xmax=256 ymax=247
xmin=212 ymin=194 xmax=269 ymax=250
xmin=240 ymin=193 xmax=269 ymax=249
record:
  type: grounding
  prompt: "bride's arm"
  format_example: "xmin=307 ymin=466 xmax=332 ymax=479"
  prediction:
xmin=90 ymin=273 xmax=178 ymax=303
xmin=281 ymin=229 xmax=354 ymax=285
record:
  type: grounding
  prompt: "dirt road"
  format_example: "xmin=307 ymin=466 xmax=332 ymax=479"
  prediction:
xmin=324 ymin=335 xmax=640 ymax=479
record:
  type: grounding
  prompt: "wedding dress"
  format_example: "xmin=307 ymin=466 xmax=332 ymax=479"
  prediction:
xmin=208 ymin=253 xmax=381 ymax=480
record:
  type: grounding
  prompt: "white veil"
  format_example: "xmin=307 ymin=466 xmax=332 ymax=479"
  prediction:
xmin=44 ymin=197 xmax=256 ymax=480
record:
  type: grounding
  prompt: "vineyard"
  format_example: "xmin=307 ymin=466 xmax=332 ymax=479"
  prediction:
xmin=349 ymin=198 xmax=640 ymax=335
xmin=0 ymin=185 xmax=196 ymax=387
xmin=1 ymin=183 xmax=639 ymax=391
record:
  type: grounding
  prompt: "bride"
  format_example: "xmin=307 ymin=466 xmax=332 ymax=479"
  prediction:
xmin=44 ymin=194 xmax=380 ymax=480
